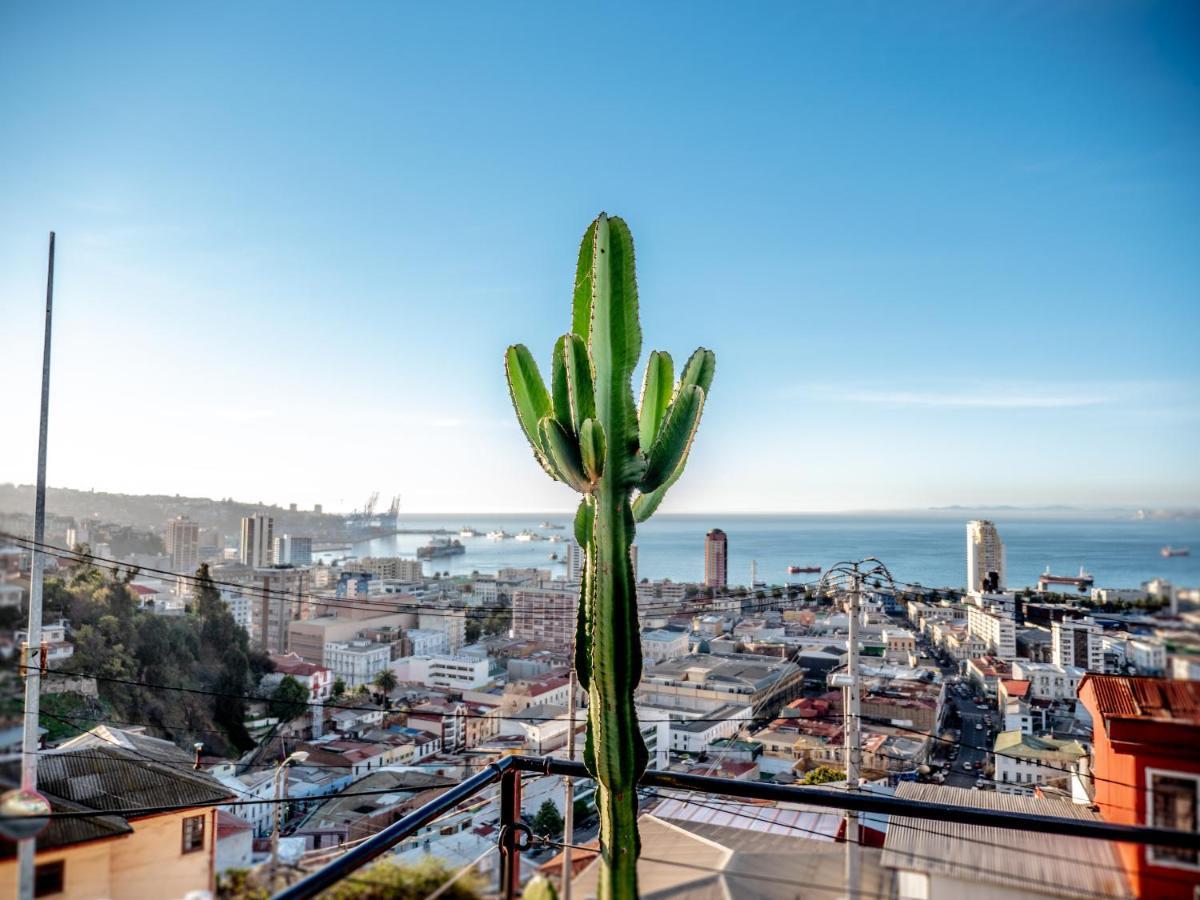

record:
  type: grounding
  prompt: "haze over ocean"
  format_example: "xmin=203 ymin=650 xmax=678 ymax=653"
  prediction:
xmin=343 ymin=514 xmax=1200 ymax=590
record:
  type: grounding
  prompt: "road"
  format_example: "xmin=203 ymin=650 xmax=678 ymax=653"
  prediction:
xmin=914 ymin=634 xmax=994 ymax=790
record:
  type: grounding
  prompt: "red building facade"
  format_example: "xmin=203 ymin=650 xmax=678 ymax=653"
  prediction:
xmin=1078 ymin=675 xmax=1200 ymax=899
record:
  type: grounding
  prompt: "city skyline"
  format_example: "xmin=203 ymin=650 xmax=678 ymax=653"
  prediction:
xmin=2 ymin=4 xmax=1198 ymax=514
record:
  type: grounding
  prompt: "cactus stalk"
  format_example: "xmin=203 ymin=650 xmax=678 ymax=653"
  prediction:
xmin=505 ymin=213 xmax=715 ymax=900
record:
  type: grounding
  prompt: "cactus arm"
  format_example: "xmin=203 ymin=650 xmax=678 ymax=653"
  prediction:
xmin=540 ymin=417 xmax=591 ymax=493
xmin=579 ymin=418 xmax=606 ymax=483
xmin=506 ymin=344 xmax=561 ymax=480
xmin=572 ymin=218 xmax=599 ymax=342
xmin=638 ymin=350 xmax=674 ymax=453
xmin=551 ymin=336 xmax=574 ymax=433
xmin=573 ymin=497 xmax=594 ymax=694
xmin=563 ymin=332 xmax=596 ymax=431
xmin=641 ymin=384 xmax=705 ymax=492
xmin=680 ymin=346 xmax=717 ymax=394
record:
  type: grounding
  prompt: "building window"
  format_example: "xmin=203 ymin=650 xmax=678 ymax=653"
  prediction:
xmin=182 ymin=814 xmax=206 ymax=853
xmin=34 ymin=861 xmax=64 ymax=897
xmin=1148 ymin=770 xmax=1199 ymax=868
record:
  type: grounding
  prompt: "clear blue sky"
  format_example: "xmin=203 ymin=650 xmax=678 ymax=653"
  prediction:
xmin=1 ymin=2 xmax=1197 ymax=513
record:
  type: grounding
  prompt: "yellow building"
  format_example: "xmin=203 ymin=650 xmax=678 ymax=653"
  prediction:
xmin=1 ymin=745 xmax=233 ymax=899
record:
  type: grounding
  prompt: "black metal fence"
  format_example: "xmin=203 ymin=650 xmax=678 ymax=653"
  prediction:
xmin=274 ymin=754 xmax=1200 ymax=900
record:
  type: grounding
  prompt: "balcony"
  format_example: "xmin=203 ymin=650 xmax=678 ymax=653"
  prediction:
xmin=271 ymin=754 xmax=1199 ymax=900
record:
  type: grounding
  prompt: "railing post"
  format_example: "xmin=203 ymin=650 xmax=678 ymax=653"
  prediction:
xmin=498 ymin=767 xmax=523 ymax=900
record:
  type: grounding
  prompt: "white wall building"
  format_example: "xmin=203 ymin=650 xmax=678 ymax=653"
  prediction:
xmin=564 ymin=541 xmax=585 ymax=582
xmin=966 ymin=605 xmax=1016 ymax=661
xmin=1052 ymin=618 xmax=1104 ymax=672
xmin=642 ymin=629 xmax=690 ymax=663
xmin=324 ymin=640 xmax=392 ymax=687
xmin=1010 ymin=660 xmax=1085 ymax=701
xmin=667 ymin=702 xmax=753 ymax=754
xmin=391 ymin=654 xmax=492 ymax=690
xmin=273 ymin=534 xmax=313 ymax=566
xmin=406 ymin=628 xmax=450 ymax=657
xmin=966 ymin=520 xmax=1005 ymax=593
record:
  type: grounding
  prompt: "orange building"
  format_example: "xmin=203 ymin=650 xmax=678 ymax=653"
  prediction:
xmin=1078 ymin=675 xmax=1200 ymax=899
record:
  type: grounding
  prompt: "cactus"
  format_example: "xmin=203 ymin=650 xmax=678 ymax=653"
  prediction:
xmin=521 ymin=875 xmax=561 ymax=900
xmin=504 ymin=213 xmax=715 ymax=899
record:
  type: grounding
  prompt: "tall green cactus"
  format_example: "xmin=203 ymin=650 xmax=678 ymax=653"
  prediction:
xmin=504 ymin=213 xmax=715 ymax=899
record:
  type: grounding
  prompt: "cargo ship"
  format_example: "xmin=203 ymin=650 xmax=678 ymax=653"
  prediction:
xmin=417 ymin=538 xmax=466 ymax=559
xmin=1162 ymin=546 xmax=1191 ymax=558
xmin=788 ymin=565 xmax=821 ymax=574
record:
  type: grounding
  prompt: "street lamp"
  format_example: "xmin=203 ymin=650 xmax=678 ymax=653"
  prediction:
xmin=270 ymin=751 xmax=310 ymax=887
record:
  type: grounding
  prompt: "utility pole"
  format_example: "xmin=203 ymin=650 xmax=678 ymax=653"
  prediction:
xmin=820 ymin=558 xmax=893 ymax=900
xmin=17 ymin=232 xmax=55 ymax=900
xmin=561 ymin=666 xmax=577 ymax=897
xmin=843 ymin=570 xmax=862 ymax=899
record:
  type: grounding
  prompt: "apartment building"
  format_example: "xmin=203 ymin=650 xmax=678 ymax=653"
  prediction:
xmin=512 ymin=583 xmax=577 ymax=647
xmin=966 ymin=604 xmax=1016 ymax=661
xmin=164 ymin=516 xmax=199 ymax=574
xmin=1052 ymin=616 xmax=1105 ymax=672
xmin=966 ymin=519 xmax=1005 ymax=592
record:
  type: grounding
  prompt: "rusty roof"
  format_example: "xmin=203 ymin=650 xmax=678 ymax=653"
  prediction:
xmin=1082 ymin=675 xmax=1200 ymax=724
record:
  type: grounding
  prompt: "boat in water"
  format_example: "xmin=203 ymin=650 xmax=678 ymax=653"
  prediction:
xmin=417 ymin=538 xmax=466 ymax=559
xmin=515 ymin=530 xmax=542 ymax=542
xmin=546 ymin=534 xmax=563 ymax=543
xmin=486 ymin=530 xmax=510 ymax=540
xmin=459 ymin=527 xmax=479 ymax=538
xmin=1162 ymin=546 xmax=1192 ymax=558
xmin=540 ymin=521 xmax=566 ymax=529
xmin=787 ymin=565 xmax=821 ymax=574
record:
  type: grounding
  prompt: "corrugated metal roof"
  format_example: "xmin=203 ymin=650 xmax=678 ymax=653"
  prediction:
xmin=1085 ymin=675 xmax=1200 ymax=724
xmin=881 ymin=782 xmax=1132 ymax=899
xmin=37 ymin=746 xmax=232 ymax=815
xmin=0 ymin=783 xmax=132 ymax=860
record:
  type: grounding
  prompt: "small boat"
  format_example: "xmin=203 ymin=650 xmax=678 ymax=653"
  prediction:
xmin=546 ymin=534 xmax=563 ymax=543
xmin=540 ymin=521 xmax=566 ymax=529
xmin=787 ymin=565 xmax=821 ymax=574
xmin=515 ymin=530 xmax=542 ymax=542
xmin=459 ymin=527 xmax=479 ymax=538
xmin=486 ymin=530 xmax=510 ymax=540
xmin=1162 ymin=546 xmax=1191 ymax=558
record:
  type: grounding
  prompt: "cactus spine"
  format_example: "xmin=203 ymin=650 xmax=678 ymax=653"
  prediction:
xmin=505 ymin=213 xmax=715 ymax=899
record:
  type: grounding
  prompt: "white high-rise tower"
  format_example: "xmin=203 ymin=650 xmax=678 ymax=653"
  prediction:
xmin=966 ymin=520 xmax=1005 ymax=593
xmin=240 ymin=513 xmax=274 ymax=568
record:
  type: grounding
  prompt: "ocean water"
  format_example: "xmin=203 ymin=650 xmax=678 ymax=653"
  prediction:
xmin=334 ymin=514 xmax=1200 ymax=591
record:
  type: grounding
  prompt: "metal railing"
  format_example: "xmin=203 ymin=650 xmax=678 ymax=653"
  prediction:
xmin=274 ymin=754 xmax=1200 ymax=900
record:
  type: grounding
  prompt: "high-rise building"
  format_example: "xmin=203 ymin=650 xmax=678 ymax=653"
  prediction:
xmin=705 ymin=529 xmax=727 ymax=589
xmin=966 ymin=520 xmax=1005 ymax=593
xmin=65 ymin=525 xmax=89 ymax=550
xmin=565 ymin=541 xmax=585 ymax=582
xmin=1052 ymin=617 xmax=1105 ymax=671
xmin=273 ymin=534 xmax=313 ymax=566
xmin=240 ymin=514 xmax=274 ymax=568
xmin=512 ymin=584 xmax=577 ymax=647
xmin=165 ymin=517 xmax=200 ymax=574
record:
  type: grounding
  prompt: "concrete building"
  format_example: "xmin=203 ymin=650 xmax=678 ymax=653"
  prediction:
xmin=704 ymin=528 xmax=727 ymax=589
xmin=287 ymin=613 xmax=409 ymax=665
xmin=564 ymin=540 xmax=585 ymax=582
xmin=512 ymin=583 xmax=577 ymax=647
xmin=966 ymin=519 xmax=1005 ymax=593
xmin=356 ymin=557 xmax=425 ymax=580
xmin=641 ymin=628 xmax=690 ymax=663
xmin=1052 ymin=616 xmax=1105 ymax=672
xmin=668 ymin=702 xmax=754 ymax=753
xmin=637 ymin=652 xmax=804 ymax=716
xmin=273 ymin=534 xmax=313 ymax=566
xmin=966 ymin=604 xmax=1016 ymax=661
xmin=239 ymin=514 xmax=274 ymax=568
xmin=1010 ymin=660 xmax=1086 ymax=701
xmin=405 ymin=627 xmax=449 ymax=657
xmin=325 ymin=640 xmax=392 ymax=687
xmin=392 ymin=655 xmax=492 ymax=691
xmin=992 ymin=730 xmax=1087 ymax=794
xmin=164 ymin=516 xmax=200 ymax=574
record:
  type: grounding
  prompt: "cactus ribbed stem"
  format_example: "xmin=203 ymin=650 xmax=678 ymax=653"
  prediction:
xmin=505 ymin=212 xmax=714 ymax=900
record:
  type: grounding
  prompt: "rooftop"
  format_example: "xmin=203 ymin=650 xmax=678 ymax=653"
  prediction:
xmin=1081 ymin=674 xmax=1200 ymax=724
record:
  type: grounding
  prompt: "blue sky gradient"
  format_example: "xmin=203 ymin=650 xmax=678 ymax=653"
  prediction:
xmin=1 ymin=2 xmax=1197 ymax=512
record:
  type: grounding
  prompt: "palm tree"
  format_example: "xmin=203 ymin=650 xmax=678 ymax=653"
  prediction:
xmin=373 ymin=668 xmax=398 ymax=697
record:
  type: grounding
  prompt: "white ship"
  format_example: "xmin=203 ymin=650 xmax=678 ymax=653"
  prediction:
xmin=486 ymin=530 xmax=511 ymax=540
xmin=459 ymin=527 xmax=479 ymax=538
xmin=515 ymin=530 xmax=542 ymax=542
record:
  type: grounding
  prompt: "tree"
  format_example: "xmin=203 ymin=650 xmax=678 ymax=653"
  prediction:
xmin=270 ymin=675 xmax=309 ymax=723
xmin=331 ymin=678 xmax=347 ymax=700
xmin=464 ymin=619 xmax=482 ymax=644
xmin=320 ymin=857 xmax=483 ymax=900
xmin=373 ymin=668 xmax=398 ymax=696
xmin=531 ymin=799 xmax=564 ymax=840
xmin=802 ymin=765 xmax=845 ymax=785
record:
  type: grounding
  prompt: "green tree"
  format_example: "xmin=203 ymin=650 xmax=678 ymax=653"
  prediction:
xmin=319 ymin=857 xmax=482 ymax=900
xmin=270 ymin=675 xmax=309 ymax=723
xmin=373 ymin=668 xmax=398 ymax=696
xmin=464 ymin=619 xmax=482 ymax=644
xmin=803 ymin=765 xmax=845 ymax=785
xmin=331 ymin=678 xmax=347 ymax=700
xmin=531 ymin=799 xmax=564 ymax=840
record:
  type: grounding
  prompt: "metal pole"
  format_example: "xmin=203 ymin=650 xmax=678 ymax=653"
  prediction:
xmin=498 ymin=768 xmax=523 ymax=900
xmin=270 ymin=765 xmax=286 ymax=889
xmin=561 ymin=669 xmax=576 ymax=899
xmin=17 ymin=232 xmax=55 ymax=900
xmin=844 ymin=571 xmax=861 ymax=900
